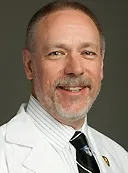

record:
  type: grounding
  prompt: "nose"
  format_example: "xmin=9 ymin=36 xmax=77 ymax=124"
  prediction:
xmin=64 ymin=55 xmax=84 ymax=77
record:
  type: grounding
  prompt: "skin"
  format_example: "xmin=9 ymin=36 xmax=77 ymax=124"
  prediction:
xmin=23 ymin=9 xmax=104 ymax=130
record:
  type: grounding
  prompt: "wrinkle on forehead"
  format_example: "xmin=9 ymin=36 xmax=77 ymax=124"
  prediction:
xmin=42 ymin=41 xmax=99 ymax=53
xmin=36 ymin=9 xmax=100 ymax=53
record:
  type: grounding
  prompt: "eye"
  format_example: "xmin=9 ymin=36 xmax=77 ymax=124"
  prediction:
xmin=81 ymin=50 xmax=96 ymax=58
xmin=46 ymin=51 xmax=65 ymax=59
xmin=48 ymin=51 xmax=65 ymax=56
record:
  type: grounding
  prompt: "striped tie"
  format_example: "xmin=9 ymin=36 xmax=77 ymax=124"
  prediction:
xmin=70 ymin=131 xmax=100 ymax=173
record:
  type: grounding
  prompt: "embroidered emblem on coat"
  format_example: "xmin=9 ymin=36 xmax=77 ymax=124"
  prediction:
xmin=102 ymin=156 xmax=110 ymax=166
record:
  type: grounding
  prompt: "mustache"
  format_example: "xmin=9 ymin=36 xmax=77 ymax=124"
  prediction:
xmin=54 ymin=76 xmax=92 ymax=89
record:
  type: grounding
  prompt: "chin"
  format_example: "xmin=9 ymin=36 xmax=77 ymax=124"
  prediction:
xmin=54 ymin=103 xmax=88 ymax=121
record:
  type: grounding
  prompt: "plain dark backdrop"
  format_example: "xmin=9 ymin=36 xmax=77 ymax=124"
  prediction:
xmin=0 ymin=0 xmax=128 ymax=151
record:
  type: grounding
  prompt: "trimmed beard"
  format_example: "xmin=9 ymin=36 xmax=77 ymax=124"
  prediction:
xmin=37 ymin=84 xmax=101 ymax=122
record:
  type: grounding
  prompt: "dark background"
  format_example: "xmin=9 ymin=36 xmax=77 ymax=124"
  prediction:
xmin=0 ymin=0 xmax=128 ymax=151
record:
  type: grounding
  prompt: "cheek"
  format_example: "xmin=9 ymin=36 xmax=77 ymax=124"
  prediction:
xmin=88 ymin=61 xmax=102 ymax=75
xmin=88 ymin=63 xmax=103 ymax=86
xmin=36 ymin=60 xmax=64 ymax=90
xmin=43 ymin=60 xmax=65 ymax=82
xmin=33 ymin=61 xmax=47 ymax=90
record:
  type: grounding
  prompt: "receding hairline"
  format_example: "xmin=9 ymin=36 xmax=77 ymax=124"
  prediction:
xmin=25 ymin=2 xmax=105 ymax=53
xmin=34 ymin=8 xmax=102 ymax=32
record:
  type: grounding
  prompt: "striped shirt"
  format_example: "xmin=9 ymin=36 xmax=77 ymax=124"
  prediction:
xmin=26 ymin=95 xmax=88 ymax=173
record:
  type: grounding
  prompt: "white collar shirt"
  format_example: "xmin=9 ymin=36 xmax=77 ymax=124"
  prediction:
xmin=26 ymin=95 xmax=89 ymax=173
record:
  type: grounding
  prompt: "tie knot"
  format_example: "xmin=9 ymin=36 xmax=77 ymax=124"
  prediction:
xmin=70 ymin=131 xmax=88 ymax=150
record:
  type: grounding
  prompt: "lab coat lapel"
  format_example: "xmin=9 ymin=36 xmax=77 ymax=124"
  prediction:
xmin=6 ymin=105 xmax=70 ymax=173
xmin=88 ymin=127 xmax=123 ymax=173
xmin=23 ymin=133 xmax=69 ymax=173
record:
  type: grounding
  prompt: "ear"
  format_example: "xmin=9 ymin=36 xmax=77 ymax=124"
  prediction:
xmin=22 ymin=49 xmax=33 ymax=80
xmin=100 ymin=50 xmax=105 ymax=80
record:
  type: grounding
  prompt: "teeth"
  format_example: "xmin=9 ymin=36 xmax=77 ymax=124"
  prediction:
xmin=63 ymin=87 xmax=83 ymax=92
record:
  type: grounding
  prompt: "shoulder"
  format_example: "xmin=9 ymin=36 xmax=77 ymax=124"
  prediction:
xmin=0 ymin=103 xmax=28 ymax=145
xmin=89 ymin=126 xmax=127 ymax=152
xmin=88 ymin=126 xmax=128 ymax=168
xmin=0 ymin=124 xmax=9 ymax=173
xmin=0 ymin=104 xmax=32 ymax=172
xmin=0 ymin=124 xmax=7 ymax=147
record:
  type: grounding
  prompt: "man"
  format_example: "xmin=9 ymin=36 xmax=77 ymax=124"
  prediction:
xmin=0 ymin=0 xmax=127 ymax=173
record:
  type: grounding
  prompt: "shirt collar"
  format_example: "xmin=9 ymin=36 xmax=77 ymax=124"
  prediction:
xmin=26 ymin=95 xmax=88 ymax=151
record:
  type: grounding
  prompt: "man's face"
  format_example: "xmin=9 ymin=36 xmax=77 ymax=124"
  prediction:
xmin=23 ymin=9 xmax=104 ymax=128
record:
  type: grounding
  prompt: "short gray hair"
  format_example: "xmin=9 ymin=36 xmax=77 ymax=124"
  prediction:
xmin=25 ymin=0 xmax=105 ymax=53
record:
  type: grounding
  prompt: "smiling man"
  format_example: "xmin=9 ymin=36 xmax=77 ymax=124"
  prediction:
xmin=24 ymin=3 xmax=104 ymax=130
xmin=0 ymin=1 xmax=128 ymax=173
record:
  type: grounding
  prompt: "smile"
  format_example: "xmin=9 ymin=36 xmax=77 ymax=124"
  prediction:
xmin=58 ymin=86 xmax=84 ymax=92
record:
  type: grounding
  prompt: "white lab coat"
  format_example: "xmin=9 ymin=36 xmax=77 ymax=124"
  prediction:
xmin=0 ymin=104 xmax=128 ymax=173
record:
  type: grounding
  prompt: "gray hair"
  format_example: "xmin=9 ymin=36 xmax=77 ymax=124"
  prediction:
xmin=25 ymin=0 xmax=105 ymax=54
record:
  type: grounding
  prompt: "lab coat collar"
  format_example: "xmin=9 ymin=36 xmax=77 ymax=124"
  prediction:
xmin=6 ymin=104 xmax=36 ymax=148
xmin=5 ymin=104 xmax=70 ymax=173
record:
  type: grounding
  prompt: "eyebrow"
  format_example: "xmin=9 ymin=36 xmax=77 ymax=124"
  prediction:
xmin=78 ymin=42 xmax=97 ymax=49
xmin=50 ymin=43 xmax=69 ymax=50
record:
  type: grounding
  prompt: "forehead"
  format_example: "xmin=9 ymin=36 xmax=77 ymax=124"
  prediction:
xmin=36 ymin=9 xmax=100 ymax=46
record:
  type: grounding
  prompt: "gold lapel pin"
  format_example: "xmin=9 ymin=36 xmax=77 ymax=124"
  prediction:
xmin=102 ymin=156 xmax=110 ymax=167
